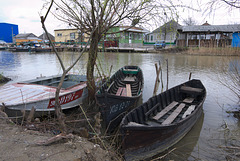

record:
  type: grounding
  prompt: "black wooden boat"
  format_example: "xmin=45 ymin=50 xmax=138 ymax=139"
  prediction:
xmin=120 ymin=79 xmax=206 ymax=160
xmin=95 ymin=66 xmax=144 ymax=132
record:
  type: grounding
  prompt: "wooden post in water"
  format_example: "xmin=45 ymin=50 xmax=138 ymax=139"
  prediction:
xmin=153 ymin=63 xmax=161 ymax=96
xmin=109 ymin=65 xmax=113 ymax=77
xmin=189 ymin=72 xmax=192 ymax=80
xmin=155 ymin=63 xmax=160 ymax=82
xmin=159 ymin=61 xmax=164 ymax=92
xmin=166 ymin=59 xmax=169 ymax=90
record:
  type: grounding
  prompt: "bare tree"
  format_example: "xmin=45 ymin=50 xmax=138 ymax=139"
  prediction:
xmin=209 ymin=0 xmax=240 ymax=9
xmin=50 ymin=0 xmax=183 ymax=101
xmin=40 ymin=1 xmax=94 ymax=132
xmin=206 ymin=0 xmax=240 ymax=17
xmin=183 ymin=17 xmax=198 ymax=26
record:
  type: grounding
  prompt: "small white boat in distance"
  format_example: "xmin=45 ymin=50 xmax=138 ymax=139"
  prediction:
xmin=0 ymin=74 xmax=97 ymax=117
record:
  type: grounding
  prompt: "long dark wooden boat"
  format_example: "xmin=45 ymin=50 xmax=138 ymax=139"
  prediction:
xmin=120 ymin=79 xmax=206 ymax=160
xmin=95 ymin=66 xmax=144 ymax=132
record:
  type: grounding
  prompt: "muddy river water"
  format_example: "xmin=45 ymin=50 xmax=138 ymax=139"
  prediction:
xmin=0 ymin=50 xmax=239 ymax=160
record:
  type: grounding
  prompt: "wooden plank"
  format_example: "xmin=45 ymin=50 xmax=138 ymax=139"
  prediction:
xmin=127 ymin=121 xmax=145 ymax=127
xmin=126 ymin=84 xmax=132 ymax=97
xmin=183 ymin=97 xmax=194 ymax=103
xmin=124 ymin=76 xmax=135 ymax=82
xmin=162 ymin=103 xmax=185 ymax=125
xmin=121 ymin=88 xmax=127 ymax=96
xmin=180 ymin=86 xmax=203 ymax=93
xmin=116 ymin=87 xmax=123 ymax=96
xmin=182 ymin=105 xmax=196 ymax=118
xmin=152 ymin=101 xmax=178 ymax=120
xmin=145 ymin=103 xmax=160 ymax=118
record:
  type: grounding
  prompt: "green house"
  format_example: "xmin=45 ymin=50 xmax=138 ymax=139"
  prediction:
xmin=105 ymin=26 xmax=148 ymax=48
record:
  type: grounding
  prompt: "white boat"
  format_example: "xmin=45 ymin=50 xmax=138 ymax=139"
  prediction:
xmin=0 ymin=74 xmax=98 ymax=117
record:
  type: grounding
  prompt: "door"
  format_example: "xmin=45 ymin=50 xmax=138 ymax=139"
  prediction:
xmin=129 ymin=32 xmax=132 ymax=44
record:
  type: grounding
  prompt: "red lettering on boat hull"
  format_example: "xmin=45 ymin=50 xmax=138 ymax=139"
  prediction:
xmin=47 ymin=89 xmax=83 ymax=108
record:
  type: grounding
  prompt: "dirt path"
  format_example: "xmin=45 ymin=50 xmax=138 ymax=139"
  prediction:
xmin=0 ymin=118 xmax=118 ymax=161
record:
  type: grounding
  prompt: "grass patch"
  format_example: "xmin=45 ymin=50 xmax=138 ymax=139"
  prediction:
xmin=186 ymin=47 xmax=240 ymax=56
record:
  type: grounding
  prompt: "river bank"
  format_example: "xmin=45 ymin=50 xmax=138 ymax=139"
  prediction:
xmin=0 ymin=110 xmax=119 ymax=161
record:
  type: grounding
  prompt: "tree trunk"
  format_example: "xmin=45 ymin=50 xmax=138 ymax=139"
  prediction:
xmin=87 ymin=32 xmax=99 ymax=101
xmin=54 ymin=72 xmax=68 ymax=133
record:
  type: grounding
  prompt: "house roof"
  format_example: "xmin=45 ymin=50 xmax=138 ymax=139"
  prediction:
xmin=202 ymin=21 xmax=211 ymax=26
xmin=180 ymin=24 xmax=240 ymax=33
xmin=119 ymin=26 xmax=148 ymax=33
xmin=39 ymin=33 xmax=55 ymax=41
xmin=152 ymin=20 xmax=181 ymax=33
xmin=15 ymin=33 xmax=38 ymax=39
xmin=54 ymin=28 xmax=78 ymax=31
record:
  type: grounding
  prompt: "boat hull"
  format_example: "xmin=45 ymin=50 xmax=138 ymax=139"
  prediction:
xmin=98 ymin=94 xmax=141 ymax=131
xmin=0 ymin=74 xmax=89 ymax=117
xmin=122 ymin=104 xmax=203 ymax=160
xmin=96 ymin=66 xmax=144 ymax=132
xmin=120 ymin=79 xmax=206 ymax=160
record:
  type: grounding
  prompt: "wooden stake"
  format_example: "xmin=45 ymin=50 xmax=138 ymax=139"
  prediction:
xmin=109 ymin=65 xmax=113 ymax=77
xmin=153 ymin=63 xmax=161 ymax=96
xmin=155 ymin=63 xmax=160 ymax=82
xmin=166 ymin=59 xmax=169 ymax=90
xmin=189 ymin=72 xmax=192 ymax=80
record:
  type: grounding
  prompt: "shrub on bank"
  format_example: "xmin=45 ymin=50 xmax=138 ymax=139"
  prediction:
xmin=0 ymin=74 xmax=11 ymax=84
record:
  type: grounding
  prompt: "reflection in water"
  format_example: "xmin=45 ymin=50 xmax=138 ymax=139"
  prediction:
xmin=0 ymin=51 xmax=239 ymax=160
xmin=147 ymin=111 xmax=204 ymax=161
xmin=0 ymin=51 xmax=21 ymax=70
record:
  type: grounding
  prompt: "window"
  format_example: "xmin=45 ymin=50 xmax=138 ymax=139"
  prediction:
xmin=57 ymin=33 xmax=62 ymax=37
xmin=70 ymin=33 xmax=75 ymax=40
xmin=151 ymin=35 xmax=153 ymax=41
xmin=138 ymin=33 xmax=142 ymax=40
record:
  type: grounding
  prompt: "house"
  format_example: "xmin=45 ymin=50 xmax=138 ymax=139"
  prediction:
xmin=14 ymin=33 xmax=41 ymax=45
xmin=105 ymin=26 xmax=148 ymax=48
xmin=0 ymin=23 xmax=19 ymax=43
xmin=177 ymin=23 xmax=240 ymax=47
xmin=54 ymin=28 xmax=89 ymax=43
xmin=38 ymin=33 xmax=55 ymax=42
xmin=145 ymin=20 xmax=181 ymax=45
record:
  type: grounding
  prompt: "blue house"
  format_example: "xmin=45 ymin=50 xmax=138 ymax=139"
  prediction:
xmin=0 ymin=23 xmax=19 ymax=43
xmin=232 ymin=32 xmax=240 ymax=47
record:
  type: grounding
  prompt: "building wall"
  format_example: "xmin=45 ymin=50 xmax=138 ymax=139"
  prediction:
xmin=105 ymin=27 xmax=144 ymax=47
xmin=232 ymin=32 xmax=240 ymax=47
xmin=0 ymin=23 xmax=19 ymax=43
xmin=54 ymin=29 xmax=89 ymax=42
xmin=15 ymin=39 xmax=41 ymax=45
xmin=177 ymin=32 xmax=233 ymax=47
xmin=146 ymin=31 xmax=177 ymax=43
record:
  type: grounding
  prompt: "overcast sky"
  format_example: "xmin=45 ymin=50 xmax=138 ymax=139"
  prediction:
xmin=0 ymin=0 xmax=239 ymax=36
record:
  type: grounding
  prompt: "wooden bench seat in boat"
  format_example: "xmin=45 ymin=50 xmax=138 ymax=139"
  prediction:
xmin=152 ymin=101 xmax=178 ymax=120
xmin=162 ymin=103 xmax=185 ymax=125
xmin=183 ymin=97 xmax=194 ymax=103
xmin=116 ymin=87 xmax=124 ymax=96
xmin=126 ymin=84 xmax=132 ymax=97
xmin=180 ymin=86 xmax=203 ymax=94
xmin=116 ymin=84 xmax=131 ymax=97
xmin=124 ymin=76 xmax=135 ymax=82
xmin=182 ymin=105 xmax=196 ymax=118
xmin=127 ymin=121 xmax=145 ymax=127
